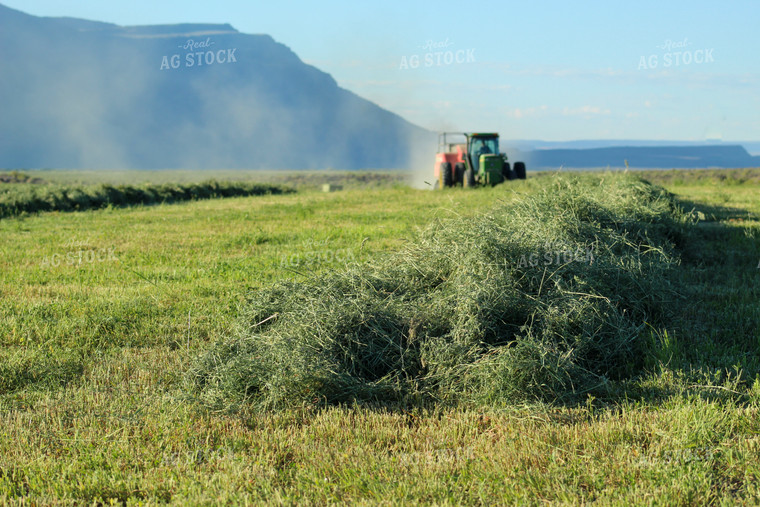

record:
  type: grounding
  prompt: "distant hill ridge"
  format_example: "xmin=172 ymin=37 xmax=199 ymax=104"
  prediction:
xmin=0 ymin=3 xmax=427 ymax=169
xmin=1 ymin=3 xmax=757 ymax=170
xmin=52 ymin=20 xmax=240 ymax=37
xmin=511 ymin=144 xmax=760 ymax=169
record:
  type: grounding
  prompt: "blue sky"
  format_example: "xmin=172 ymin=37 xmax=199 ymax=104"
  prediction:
xmin=6 ymin=0 xmax=759 ymax=142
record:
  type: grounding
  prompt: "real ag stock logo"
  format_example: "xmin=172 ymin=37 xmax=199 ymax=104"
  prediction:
xmin=160 ymin=37 xmax=238 ymax=71
xmin=638 ymin=38 xmax=714 ymax=70
xmin=516 ymin=244 xmax=595 ymax=269
xmin=280 ymin=238 xmax=357 ymax=270
xmin=399 ymin=38 xmax=476 ymax=70
xmin=40 ymin=239 xmax=118 ymax=269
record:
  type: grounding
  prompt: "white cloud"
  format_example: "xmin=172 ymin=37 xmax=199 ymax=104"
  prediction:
xmin=505 ymin=105 xmax=548 ymax=119
xmin=561 ymin=106 xmax=611 ymax=116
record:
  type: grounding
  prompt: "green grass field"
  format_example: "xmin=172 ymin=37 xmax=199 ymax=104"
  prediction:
xmin=1 ymin=169 xmax=759 ymax=504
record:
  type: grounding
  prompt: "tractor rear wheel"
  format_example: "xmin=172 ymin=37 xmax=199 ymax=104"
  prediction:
xmin=463 ymin=167 xmax=475 ymax=188
xmin=439 ymin=162 xmax=453 ymax=188
xmin=454 ymin=163 xmax=465 ymax=185
xmin=514 ymin=162 xmax=526 ymax=180
xmin=502 ymin=162 xmax=514 ymax=181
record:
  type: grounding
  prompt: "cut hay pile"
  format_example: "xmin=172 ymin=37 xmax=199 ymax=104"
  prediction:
xmin=188 ymin=174 xmax=692 ymax=410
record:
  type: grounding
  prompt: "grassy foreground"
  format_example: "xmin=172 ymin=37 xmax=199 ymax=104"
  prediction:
xmin=1 ymin=169 xmax=759 ymax=504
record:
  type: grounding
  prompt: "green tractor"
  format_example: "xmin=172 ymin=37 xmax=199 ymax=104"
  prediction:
xmin=434 ymin=132 xmax=526 ymax=188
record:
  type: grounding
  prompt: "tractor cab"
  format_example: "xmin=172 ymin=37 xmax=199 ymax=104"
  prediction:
xmin=468 ymin=134 xmax=499 ymax=173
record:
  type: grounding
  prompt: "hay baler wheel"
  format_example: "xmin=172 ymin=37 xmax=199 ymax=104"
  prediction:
xmin=439 ymin=162 xmax=453 ymax=188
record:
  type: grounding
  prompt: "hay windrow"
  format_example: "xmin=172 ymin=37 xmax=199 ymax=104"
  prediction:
xmin=187 ymin=174 xmax=693 ymax=411
xmin=0 ymin=180 xmax=293 ymax=218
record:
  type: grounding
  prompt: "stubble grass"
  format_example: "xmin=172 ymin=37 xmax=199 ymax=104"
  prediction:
xmin=1 ymin=169 xmax=759 ymax=504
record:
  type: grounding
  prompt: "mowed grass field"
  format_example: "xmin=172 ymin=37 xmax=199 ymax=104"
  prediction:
xmin=1 ymin=169 xmax=760 ymax=504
